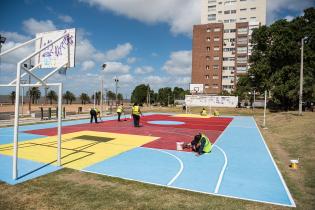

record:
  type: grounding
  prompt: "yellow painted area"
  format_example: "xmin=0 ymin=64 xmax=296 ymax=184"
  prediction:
xmin=0 ymin=131 xmax=159 ymax=170
xmin=172 ymin=114 xmax=212 ymax=118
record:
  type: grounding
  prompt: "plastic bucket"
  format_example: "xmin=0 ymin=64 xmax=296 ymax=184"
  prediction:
xmin=176 ymin=142 xmax=184 ymax=150
xmin=290 ymin=159 xmax=299 ymax=169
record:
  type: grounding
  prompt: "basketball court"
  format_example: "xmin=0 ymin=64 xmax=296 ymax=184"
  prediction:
xmin=0 ymin=113 xmax=295 ymax=207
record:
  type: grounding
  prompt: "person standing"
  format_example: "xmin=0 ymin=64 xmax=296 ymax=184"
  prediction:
xmin=132 ymin=103 xmax=142 ymax=127
xmin=90 ymin=108 xmax=98 ymax=123
xmin=116 ymin=104 xmax=124 ymax=121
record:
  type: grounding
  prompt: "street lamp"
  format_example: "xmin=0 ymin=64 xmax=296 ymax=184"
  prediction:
xmin=101 ymin=63 xmax=107 ymax=115
xmin=299 ymin=37 xmax=307 ymax=116
xmin=114 ymin=77 xmax=119 ymax=107
xmin=0 ymin=34 xmax=6 ymax=77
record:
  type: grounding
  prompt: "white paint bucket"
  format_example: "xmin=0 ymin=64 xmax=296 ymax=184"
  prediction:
xmin=176 ymin=142 xmax=184 ymax=150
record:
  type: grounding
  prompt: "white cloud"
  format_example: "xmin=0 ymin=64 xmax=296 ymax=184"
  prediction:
xmin=135 ymin=66 xmax=154 ymax=74
xmin=81 ymin=60 xmax=95 ymax=71
xmin=127 ymin=57 xmax=137 ymax=64
xmin=0 ymin=31 xmax=30 ymax=43
xmin=23 ymin=18 xmax=57 ymax=35
xmin=117 ymin=74 xmax=134 ymax=83
xmin=267 ymin=0 xmax=314 ymax=24
xmin=79 ymin=0 xmax=200 ymax=36
xmin=58 ymin=15 xmax=74 ymax=23
xmin=102 ymin=61 xmax=130 ymax=74
xmin=104 ymin=43 xmax=133 ymax=61
xmin=162 ymin=50 xmax=192 ymax=76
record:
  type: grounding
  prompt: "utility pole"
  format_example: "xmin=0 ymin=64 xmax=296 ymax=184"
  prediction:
xmin=299 ymin=37 xmax=304 ymax=116
xmin=114 ymin=77 xmax=119 ymax=108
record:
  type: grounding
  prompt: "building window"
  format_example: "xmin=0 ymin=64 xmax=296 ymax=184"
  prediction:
xmin=214 ymin=28 xmax=221 ymax=32
xmin=224 ymin=47 xmax=235 ymax=52
xmin=230 ymin=29 xmax=236 ymax=33
xmin=214 ymin=37 xmax=220 ymax=41
xmin=238 ymin=28 xmax=248 ymax=34
xmin=240 ymin=17 xmax=247 ymax=21
xmin=223 ymin=57 xmax=235 ymax=61
xmin=213 ymin=65 xmax=219 ymax=70
xmin=230 ymin=19 xmax=236 ymax=23
xmin=213 ymin=76 xmax=219 ymax=80
xmin=206 ymin=28 xmax=211 ymax=32
xmin=250 ymin=7 xmax=256 ymax=11
xmin=208 ymin=5 xmax=216 ymax=12
xmin=205 ymin=84 xmax=210 ymax=89
xmin=237 ymin=56 xmax=247 ymax=63
xmin=205 ymin=75 xmax=210 ymax=79
xmin=240 ymin=8 xmax=247 ymax=12
xmin=224 ymin=10 xmax=230 ymax=14
xmin=237 ymin=47 xmax=247 ymax=53
xmin=206 ymin=56 xmax=210 ymax=61
xmin=213 ymin=56 xmax=220 ymax=61
xmin=208 ymin=0 xmax=217 ymax=3
xmin=231 ymin=10 xmax=236 ymax=14
xmin=213 ymin=84 xmax=219 ymax=89
xmin=237 ymin=66 xmax=247 ymax=72
xmin=218 ymin=11 xmax=222 ymax=14
xmin=206 ymin=65 xmax=210 ymax=70
xmin=207 ymin=47 xmax=211 ymax=51
xmin=206 ymin=37 xmax=211 ymax=42
xmin=208 ymin=14 xmax=216 ymax=21
xmin=250 ymin=17 xmax=257 ymax=21
xmin=214 ymin=47 xmax=220 ymax=51
xmin=224 ymin=20 xmax=229 ymax=23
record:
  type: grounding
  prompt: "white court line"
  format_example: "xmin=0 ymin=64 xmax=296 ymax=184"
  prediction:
xmin=80 ymin=168 xmax=296 ymax=207
xmin=213 ymin=145 xmax=227 ymax=194
xmin=253 ymin=118 xmax=296 ymax=207
xmin=146 ymin=148 xmax=184 ymax=186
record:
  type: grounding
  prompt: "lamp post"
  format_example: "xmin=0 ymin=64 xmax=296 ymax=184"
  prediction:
xmin=101 ymin=63 xmax=107 ymax=116
xmin=114 ymin=77 xmax=119 ymax=108
xmin=0 ymin=35 xmax=6 ymax=79
xmin=299 ymin=37 xmax=305 ymax=116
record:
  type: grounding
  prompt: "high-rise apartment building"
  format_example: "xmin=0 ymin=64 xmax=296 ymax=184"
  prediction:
xmin=192 ymin=0 xmax=266 ymax=94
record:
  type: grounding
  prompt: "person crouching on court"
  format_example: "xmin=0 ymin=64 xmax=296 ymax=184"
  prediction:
xmin=200 ymin=108 xmax=207 ymax=116
xmin=190 ymin=133 xmax=212 ymax=156
xmin=132 ymin=103 xmax=142 ymax=127
xmin=117 ymin=104 xmax=124 ymax=121
xmin=90 ymin=108 xmax=98 ymax=123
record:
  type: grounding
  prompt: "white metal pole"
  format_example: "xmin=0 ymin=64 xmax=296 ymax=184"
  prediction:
xmin=57 ymin=83 xmax=63 ymax=166
xmin=253 ymin=90 xmax=255 ymax=111
xmin=263 ymin=90 xmax=267 ymax=128
xmin=101 ymin=78 xmax=103 ymax=116
xmin=21 ymin=87 xmax=24 ymax=116
xmin=93 ymin=92 xmax=96 ymax=109
xmin=299 ymin=38 xmax=304 ymax=116
xmin=13 ymin=63 xmax=22 ymax=179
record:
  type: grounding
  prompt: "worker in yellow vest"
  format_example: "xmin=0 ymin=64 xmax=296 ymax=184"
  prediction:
xmin=132 ymin=102 xmax=142 ymax=127
xmin=191 ymin=133 xmax=212 ymax=156
xmin=200 ymin=107 xmax=207 ymax=116
xmin=116 ymin=104 xmax=124 ymax=121
xmin=213 ymin=110 xmax=220 ymax=116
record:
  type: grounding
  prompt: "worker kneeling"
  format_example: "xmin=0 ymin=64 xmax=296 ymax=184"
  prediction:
xmin=183 ymin=133 xmax=212 ymax=156
xmin=200 ymin=108 xmax=207 ymax=116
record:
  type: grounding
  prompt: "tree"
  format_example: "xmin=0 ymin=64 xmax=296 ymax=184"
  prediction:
xmin=131 ymin=84 xmax=149 ymax=104
xmin=46 ymin=90 xmax=58 ymax=105
xmin=79 ymin=93 xmax=90 ymax=105
xmin=238 ymin=8 xmax=315 ymax=110
xmin=27 ymin=87 xmax=41 ymax=104
xmin=158 ymin=87 xmax=172 ymax=106
xmin=117 ymin=93 xmax=123 ymax=103
xmin=9 ymin=91 xmax=16 ymax=104
xmin=63 ymin=91 xmax=73 ymax=104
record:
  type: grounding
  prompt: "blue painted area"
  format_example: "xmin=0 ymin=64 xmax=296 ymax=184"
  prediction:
xmin=216 ymin=116 xmax=293 ymax=206
xmin=84 ymin=147 xmax=224 ymax=193
xmin=147 ymin=120 xmax=185 ymax=125
xmin=0 ymin=154 xmax=61 ymax=185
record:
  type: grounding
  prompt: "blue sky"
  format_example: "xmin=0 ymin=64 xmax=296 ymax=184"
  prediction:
xmin=0 ymin=0 xmax=314 ymax=99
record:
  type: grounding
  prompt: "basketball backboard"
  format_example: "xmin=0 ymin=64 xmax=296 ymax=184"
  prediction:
xmin=35 ymin=28 xmax=76 ymax=68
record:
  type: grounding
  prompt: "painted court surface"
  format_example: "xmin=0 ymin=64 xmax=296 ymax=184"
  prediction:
xmin=0 ymin=113 xmax=295 ymax=207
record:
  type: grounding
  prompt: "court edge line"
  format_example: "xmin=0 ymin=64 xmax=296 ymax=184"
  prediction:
xmin=253 ymin=117 xmax=296 ymax=208
xmin=80 ymin=169 xmax=295 ymax=208
xmin=213 ymin=145 xmax=227 ymax=194
xmin=146 ymin=148 xmax=184 ymax=186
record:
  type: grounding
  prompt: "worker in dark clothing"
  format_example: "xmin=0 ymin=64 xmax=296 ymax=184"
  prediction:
xmin=90 ymin=108 xmax=98 ymax=123
xmin=183 ymin=133 xmax=212 ymax=156
xmin=132 ymin=103 xmax=142 ymax=127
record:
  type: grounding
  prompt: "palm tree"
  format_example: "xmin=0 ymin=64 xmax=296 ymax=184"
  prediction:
xmin=79 ymin=93 xmax=90 ymax=105
xmin=117 ymin=93 xmax=123 ymax=103
xmin=63 ymin=91 xmax=75 ymax=104
xmin=9 ymin=91 xmax=16 ymax=104
xmin=27 ymin=87 xmax=41 ymax=104
xmin=46 ymin=90 xmax=58 ymax=105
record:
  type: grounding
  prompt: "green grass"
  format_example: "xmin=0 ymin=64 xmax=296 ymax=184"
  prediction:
xmin=0 ymin=109 xmax=314 ymax=210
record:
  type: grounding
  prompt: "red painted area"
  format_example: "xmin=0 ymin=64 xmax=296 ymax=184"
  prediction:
xmin=25 ymin=114 xmax=232 ymax=152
